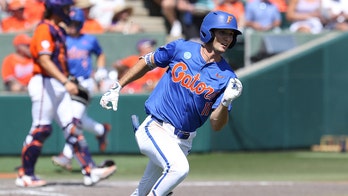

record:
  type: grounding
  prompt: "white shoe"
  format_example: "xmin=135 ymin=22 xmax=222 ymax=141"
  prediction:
xmin=51 ymin=154 xmax=72 ymax=171
xmin=15 ymin=174 xmax=47 ymax=187
xmin=170 ymin=20 xmax=182 ymax=37
xmin=83 ymin=163 xmax=117 ymax=186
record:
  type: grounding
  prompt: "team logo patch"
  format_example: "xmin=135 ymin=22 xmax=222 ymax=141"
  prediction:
xmin=41 ymin=40 xmax=50 ymax=49
xmin=184 ymin=52 xmax=192 ymax=59
xmin=226 ymin=16 xmax=233 ymax=24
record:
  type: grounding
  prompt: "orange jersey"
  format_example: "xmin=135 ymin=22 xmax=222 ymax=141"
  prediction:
xmin=1 ymin=16 xmax=33 ymax=33
xmin=81 ymin=19 xmax=105 ymax=34
xmin=1 ymin=53 xmax=34 ymax=86
xmin=119 ymin=55 xmax=165 ymax=94
xmin=30 ymin=20 xmax=69 ymax=77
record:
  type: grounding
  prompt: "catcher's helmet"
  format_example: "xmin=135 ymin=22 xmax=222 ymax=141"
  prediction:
xmin=69 ymin=7 xmax=85 ymax=32
xmin=45 ymin=0 xmax=74 ymax=24
xmin=200 ymin=11 xmax=242 ymax=48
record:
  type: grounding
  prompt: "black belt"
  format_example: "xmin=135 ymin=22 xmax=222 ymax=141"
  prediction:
xmin=151 ymin=115 xmax=191 ymax=140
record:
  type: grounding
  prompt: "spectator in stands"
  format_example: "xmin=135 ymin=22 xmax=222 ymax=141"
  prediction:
xmin=74 ymin=0 xmax=105 ymax=34
xmin=1 ymin=33 xmax=33 ymax=92
xmin=286 ymin=0 xmax=324 ymax=34
xmin=321 ymin=0 xmax=348 ymax=31
xmin=176 ymin=0 xmax=214 ymax=41
xmin=112 ymin=38 xmax=165 ymax=94
xmin=248 ymin=0 xmax=287 ymax=12
xmin=0 ymin=0 xmax=7 ymax=32
xmin=24 ymin=0 xmax=45 ymax=26
xmin=244 ymin=0 xmax=282 ymax=32
xmin=214 ymin=0 xmax=245 ymax=31
xmin=153 ymin=0 xmax=183 ymax=37
xmin=1 ymin=0 xmax=36 ymax=33
xmin=106 ymin=4 xmax=144 ymax=34
xmin=89 ymin=0 xmax=125 ymax=29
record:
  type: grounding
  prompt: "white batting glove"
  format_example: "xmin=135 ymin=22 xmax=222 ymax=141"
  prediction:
xmin=221 ymin=78 xmax=243 ymax=107
xmin=100 ymin=82 xmax=121 ymax=111
xmin=94 ymin=67 xmax=108 ymax=82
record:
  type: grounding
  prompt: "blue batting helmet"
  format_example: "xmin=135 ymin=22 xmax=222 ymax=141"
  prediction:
xmin=45 ymin=0 xmax=74 ymax=24
xmin=200 ymin=11 xmax=242 ymax=48
xmin=69 ymin=7 xmax=85 ymax=32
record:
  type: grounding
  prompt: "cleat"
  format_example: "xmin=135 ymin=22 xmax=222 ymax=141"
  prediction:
xmin=96 ymin=123 xmax=111 ymax=152
xmin=51 ymin=154 xmax=72 ymax=171
xmin=82 ymin=162 xmax=117 ymax=186
xmin=15 ymin=169 xmax=47 ymax=188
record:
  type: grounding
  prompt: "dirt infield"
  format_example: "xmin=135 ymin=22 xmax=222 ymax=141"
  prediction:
xmin=1 ymin=179 xmax=348 ymax=196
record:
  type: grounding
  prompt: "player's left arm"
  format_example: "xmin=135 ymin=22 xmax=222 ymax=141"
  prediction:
xmin=209 ymin=78 xmax=243 ymax=131
xmin=209 ymin=104 xmax=229 ymax=131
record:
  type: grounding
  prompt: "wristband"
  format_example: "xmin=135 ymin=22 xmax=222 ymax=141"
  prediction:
xmin=221 ymin=99 xmax=231 ymax=107
xmin=142 ymin=52 xmax=155 ymax=70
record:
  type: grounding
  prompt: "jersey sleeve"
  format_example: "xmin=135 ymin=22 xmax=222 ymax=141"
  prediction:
xmin=91 ymin=36 xmax=103 ymax=56
xmin=153 ymin=39 xmax=181 ymax=68
xmin=30 ymin=23 xmax=55 ymax=58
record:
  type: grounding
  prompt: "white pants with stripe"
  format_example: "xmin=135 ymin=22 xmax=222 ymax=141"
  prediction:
xmin=131 ymin=115 xmax=196 ymax=196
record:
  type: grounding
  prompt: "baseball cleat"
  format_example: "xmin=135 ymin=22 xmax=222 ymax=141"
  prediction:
xmin=15 ymin=168 xmax=47 ymax=188
xmin=82 ymin=162 xmax=117 ymax=186
xmin=51 ymin=154 xmax=72 ymax=171
xmin=96 ymin=123 xmax=111 ymax=152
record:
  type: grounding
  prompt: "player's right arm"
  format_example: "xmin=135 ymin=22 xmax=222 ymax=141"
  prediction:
xmin=118 ymin=57 xmax=152 ymax=88
xmin=38 ymin=54 xmax=78 ymax=95
xmin=100 ymin=54 xmax=153 ymax=111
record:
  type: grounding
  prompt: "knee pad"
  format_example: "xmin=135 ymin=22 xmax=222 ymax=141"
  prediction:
xmin=31 ymin=125 xmax=52 ymax=143
xmin=65 ymin=129 xmax=87 ymax=150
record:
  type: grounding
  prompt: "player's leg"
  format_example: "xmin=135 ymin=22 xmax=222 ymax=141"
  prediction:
xmin=51 ymin=98 xmax=86 ymax=170
xmin=130 ymin=160 xmax=163 ymax=196
xmin=80 ymin=113 xmax=111 ymax=152
xmin=16 ymin=75 xmax=54 ymax=187
xmin=55 ymin=89 xmax=116 ymax=186
xmin=71 ymin=80 xmax=111 ymax=152
xmin=134 ymin=116 xmax=190 ymax=195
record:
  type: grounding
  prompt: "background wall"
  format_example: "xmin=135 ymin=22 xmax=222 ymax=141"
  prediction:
xmin=1 ymin=32 xmax=348 ymax=155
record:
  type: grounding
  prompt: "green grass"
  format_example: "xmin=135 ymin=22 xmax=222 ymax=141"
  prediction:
xmin=2 ymin=151 xmax=348 ymax=181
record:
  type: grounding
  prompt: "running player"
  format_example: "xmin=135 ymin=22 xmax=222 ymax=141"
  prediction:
xmin=100 ymin=11 xmax=243 ymax=195
xmin=15 ymin=0 xmax=116 ymax=187
xmin=51 ymin=7 xmax=110 ymax=171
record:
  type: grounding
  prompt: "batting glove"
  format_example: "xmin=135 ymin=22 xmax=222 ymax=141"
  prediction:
xmin=100 ymin=82 xmax=121 ymax=111
xmin=221 ymin=78 xmax=243 ymax=107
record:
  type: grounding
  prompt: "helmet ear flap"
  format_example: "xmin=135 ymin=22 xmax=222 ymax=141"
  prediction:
xmin=200 ymin=26 xmax=212 ymax=43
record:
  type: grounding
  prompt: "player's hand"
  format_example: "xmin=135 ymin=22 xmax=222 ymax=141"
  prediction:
xmin=94 ymin=67 xmax=108 ymax=82
xmin=221 ymin=78 xmax=243 ymax=107
xmin=100 ymin=82 xmax=121 ymax=111
xmin=65 ymin=81 xmax=79 ymax=95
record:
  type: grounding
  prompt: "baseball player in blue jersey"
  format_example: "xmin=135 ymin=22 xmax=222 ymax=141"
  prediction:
xmin=51 ymin=7 xmax=111 ymax=171
xmin=100 ymin=11 xmax=243 ymax=195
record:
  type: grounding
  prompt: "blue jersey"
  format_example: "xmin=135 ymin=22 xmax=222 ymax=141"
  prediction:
xmin=145 ymin=39 xmax=237 ymax=132
xmin=66 ymin=34 xmax=103 ymax=78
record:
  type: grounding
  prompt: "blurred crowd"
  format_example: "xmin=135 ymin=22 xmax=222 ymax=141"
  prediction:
xmin=148 ymin=0 xmax=348 ymax=39
xmin=0 ymin=0 xmax=347 ymax=39
xmin=1 ymin=0 xmax=348 ymax=94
